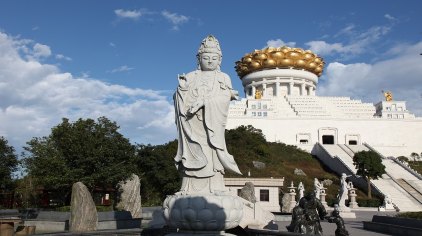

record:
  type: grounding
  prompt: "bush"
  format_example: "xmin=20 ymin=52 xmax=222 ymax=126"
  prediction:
xmin=357 ymin=198 xmax=381 ymax=207
xmin=396 ymin=212 xmax=422 ymax=219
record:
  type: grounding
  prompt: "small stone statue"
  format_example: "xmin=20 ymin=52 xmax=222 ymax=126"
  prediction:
xmin=337 ymin=173 xmax=351 ymax=209
xmin=325 ymin=205 xmax=350 ymax=236
xmin=314 ymin=178 xmax=322 ymax=199
xmin=297 ymin=182 xmax=305 ymax=200
xmin=287 ymin=191 xmax=327 ymax=235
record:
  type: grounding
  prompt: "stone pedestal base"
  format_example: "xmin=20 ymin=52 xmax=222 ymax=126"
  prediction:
xmin=166 ymin=231 xmax=235 ymax=236
xmin=163 ymin=194 xmax=243 ymax=232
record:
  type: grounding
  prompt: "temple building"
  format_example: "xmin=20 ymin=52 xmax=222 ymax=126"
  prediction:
xmin=226 ymin=46 xmax=422 ymax=212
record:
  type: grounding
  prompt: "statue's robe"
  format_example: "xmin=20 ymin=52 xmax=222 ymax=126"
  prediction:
xmin=174 ymin=70 xmax=241 ymax=178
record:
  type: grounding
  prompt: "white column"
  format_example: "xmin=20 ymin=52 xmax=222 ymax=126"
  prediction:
xmin=301 ymin=83 xmax=306 ymax=96
xmin=262 ymin=83 xmax=267 ymax=98
xmin=275 ymin=81 xmax=280 ymax=97
xmin=251 ymin=85 xmax=256 ymax=98
xmin=289 ymin=82 xmax=294 ymax=95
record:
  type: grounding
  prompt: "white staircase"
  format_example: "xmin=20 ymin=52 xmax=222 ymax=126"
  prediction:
xmin=320 ymin=144 xmax=422 ymax=211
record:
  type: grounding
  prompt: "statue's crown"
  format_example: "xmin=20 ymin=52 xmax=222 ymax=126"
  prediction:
xmin=198 ymin=35 xmax=222 ymax=56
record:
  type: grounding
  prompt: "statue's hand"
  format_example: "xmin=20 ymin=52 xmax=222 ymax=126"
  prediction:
xmin=231 ymin=89 xmax=240 ymax=101
xmin=178 ymin=74 xmax=187 ymax=88
xmin=187 ymin=100 xmax=204 ymax=115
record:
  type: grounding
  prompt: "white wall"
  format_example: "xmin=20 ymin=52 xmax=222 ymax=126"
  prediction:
xmin=227 ymin=117 xmax=422 ymax=157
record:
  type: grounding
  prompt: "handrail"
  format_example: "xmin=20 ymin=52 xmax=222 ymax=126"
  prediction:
xmin=316 ymin=143 xmax=356 ymax=175
xmin=364 ymin=143 xmax=422 ymax=180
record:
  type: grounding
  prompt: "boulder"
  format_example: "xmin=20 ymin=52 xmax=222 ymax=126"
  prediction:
xmin=294 ymin=168 xmax=307 ymax=176
xmin=70 ymin=182 xmax=98 ymax=232
xmin=239 ymin=182 xmax=257 ymax=203
xmin=281 ymin=193 xmax=292 ymax=213
xmin=252 ymin=161 xmax=266 ymax=169
xmin=322 ymin=179 xmax=333 ymax=186
xmin=116 ymin=174 xmax=142 ymax=218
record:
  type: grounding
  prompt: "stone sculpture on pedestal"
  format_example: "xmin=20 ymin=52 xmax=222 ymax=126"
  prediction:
xmin=163 ymin=35 xmax=243 ymax=235
xmin=297 ymin=182 xmax=305 ymax=200
xmin=337 ymin=173 xmax=351 ymax=210
xmin=314 ymin=178 xmax=322 ymax=200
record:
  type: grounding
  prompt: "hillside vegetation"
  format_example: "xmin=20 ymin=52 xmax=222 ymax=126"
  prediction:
xmin=139 ymin=125 xmax=376 ymax=206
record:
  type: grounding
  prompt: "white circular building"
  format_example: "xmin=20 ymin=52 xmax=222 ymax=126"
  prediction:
xmin=226 ymin=46 xmax=422 ymax=212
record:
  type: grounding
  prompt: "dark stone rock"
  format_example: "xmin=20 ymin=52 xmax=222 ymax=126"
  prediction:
xmin=70 ymin=182 xmax=97 ymax=232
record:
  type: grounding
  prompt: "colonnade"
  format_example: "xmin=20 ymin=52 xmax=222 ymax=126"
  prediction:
xmin=246 ymin=78 xmax=316 ymax=98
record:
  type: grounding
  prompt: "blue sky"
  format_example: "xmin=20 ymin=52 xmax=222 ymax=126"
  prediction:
xmin=1 ymin=0 xmax=422 ymax=150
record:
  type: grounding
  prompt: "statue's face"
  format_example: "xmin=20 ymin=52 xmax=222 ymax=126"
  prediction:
xmin=199 ymin=52 xmax=221 ymax=71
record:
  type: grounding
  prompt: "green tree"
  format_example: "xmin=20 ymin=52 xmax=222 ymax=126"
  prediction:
xmin=136 ymin=141 xmax=180 ymax=206
xmin=23 ymin=117 xmax=137 ymax=203
xmin=353 ymin=150 xmax=386 ymax=198
xmin=410 ymin=152 xmax=420 ymax=162
xmin=0 ymin=136 xmax=19 ymax=190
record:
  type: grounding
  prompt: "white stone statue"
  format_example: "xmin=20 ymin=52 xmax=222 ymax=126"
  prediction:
xmin=297 ymin=182 xmax=305 ymax=200
xmin=337 ymin=173 xmax=351 ymax=209
xmin=383 ymin=194 xmax=395 ymax=210
xmin=164 ymin=36 xmax=244 ymax=233
xmin=314 ymin=178 xmax=322 ymax=199
xmin=173 ymin=35 xmax=241 ymax=194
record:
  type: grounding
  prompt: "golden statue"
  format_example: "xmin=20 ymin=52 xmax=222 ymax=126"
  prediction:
xmin=383 ymin=90 xmax=393 ymax=101
xmin=255 ymin=89 xmax=262 ymax=99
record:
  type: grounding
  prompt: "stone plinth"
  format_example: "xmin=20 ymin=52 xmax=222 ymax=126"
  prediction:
xmin=163 ymin=194 xmax=243 ymax=234
xmin=319 ymin=186 xmax=329 ymax=209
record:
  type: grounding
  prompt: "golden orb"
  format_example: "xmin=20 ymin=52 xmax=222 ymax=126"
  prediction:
xmin=263 ymin=59 xmax=276 ymax=67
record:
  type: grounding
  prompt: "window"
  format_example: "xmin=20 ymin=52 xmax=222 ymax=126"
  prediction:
xmin=251 ymin=104 xmax=256 ymax=109
xmin=260 ymin=189 xmax=269 ymax=202
xmin=237 ymin=189 xmax=242 ymax=196
xmin=399 ymin=114 xmax=404 ymax=119
xmin=252 ymin=112 xmax=256 ymax=116
xmin=387 ymin=114 xmax=392 ymax=118
xmin=263 ymin=104 xmax=267 ymax=109
xmin=258 ymin=112 xmax=262 ymax=116
xmin=322 ymin=135 xmax=334 ymax=144
xmin=348 ymin=140 xmax=357 ymax=145
xmin=263 ymin=112 xmax=268 ymax=117
xmin=299 ymin=139 xmax=308 ymax=144
xmin=386 ymin=107 xmax=391 ymax=111
xmin=257 ymin=102 xmax=261 ymax=109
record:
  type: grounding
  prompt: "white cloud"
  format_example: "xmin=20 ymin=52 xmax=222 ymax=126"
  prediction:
xmin=161 ymin=10 xmax=189 ymax=30
xmin=265 ymin=39 xmax=296 ymax=48
xmin=306 ymin=23 xmax=392 ymax=58
xmin=55 ymin=54 xmax=72 ymax=61
xmin=384 ymin=14 xmax=396 ymax=21
xmin=114 ymin=9 xmax=142 ymax=20
xmin=109 ymin=42 xmax=116 ymax=47
xmin=33 ymin=43 xmax=51 ymax=58
xmin=0 ymin=32 xmax=176 ymax=151
xmin=318 ymin=41 xmax=422 ymax=116
xmin=110 ymin=65 xmax=134 ymax=73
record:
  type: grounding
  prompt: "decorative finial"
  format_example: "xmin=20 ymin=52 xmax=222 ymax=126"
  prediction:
xmin=382 ymin=90 xmax=393 ymax=101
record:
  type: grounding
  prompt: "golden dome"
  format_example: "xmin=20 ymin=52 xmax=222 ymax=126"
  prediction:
xmin=235 ymin=46 xmax=325 ymax=78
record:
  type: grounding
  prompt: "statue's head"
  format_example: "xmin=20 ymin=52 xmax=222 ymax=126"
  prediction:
xmin=197 ymin=35 xmax=222 ymax=71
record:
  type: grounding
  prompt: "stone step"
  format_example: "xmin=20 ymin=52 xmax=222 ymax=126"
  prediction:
xmin=396 ymin=179 xmax=422 ymax=204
